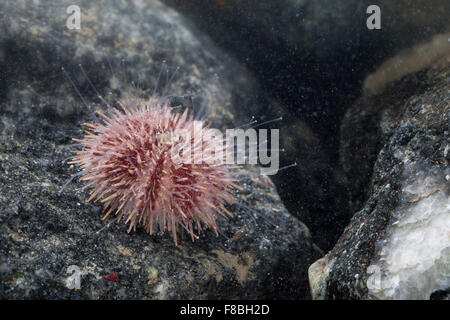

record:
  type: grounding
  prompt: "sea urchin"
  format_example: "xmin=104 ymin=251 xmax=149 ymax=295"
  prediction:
xmin=69 ymin=98 xmax=235 ymax=245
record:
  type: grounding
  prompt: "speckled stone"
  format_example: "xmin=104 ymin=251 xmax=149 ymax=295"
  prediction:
xmin=0 ymin=0 xmax=321 ymax=299
xmin=309 ymin=55 xmax=449 ymax=299
xmin=163 ymin=0 xmax=450 ymax=64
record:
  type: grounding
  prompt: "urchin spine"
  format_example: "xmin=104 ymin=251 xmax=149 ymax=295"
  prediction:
xmin=69 ymin=100 xmax=235 ymax=245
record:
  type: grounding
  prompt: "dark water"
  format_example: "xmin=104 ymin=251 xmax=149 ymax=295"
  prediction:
xmin=161 ymin=0 xmax=449 ymax=250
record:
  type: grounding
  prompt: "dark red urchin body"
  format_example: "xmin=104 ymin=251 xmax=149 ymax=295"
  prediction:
xmin=69 ymin=99 xmax=235 ymax=245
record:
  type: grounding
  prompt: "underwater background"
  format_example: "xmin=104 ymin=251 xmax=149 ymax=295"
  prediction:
xmin=0 ymin=0 xmax=449 ymax=299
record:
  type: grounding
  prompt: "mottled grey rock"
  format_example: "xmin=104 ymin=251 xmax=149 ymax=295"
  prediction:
xmin=0 ymin=0 xmax=322 ymax=299
xmin=309 ymin=54 xmax=449 ymax=299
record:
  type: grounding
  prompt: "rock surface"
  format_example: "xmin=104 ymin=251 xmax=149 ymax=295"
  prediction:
xmin=309 ymin=51 xmax=450 ymax=299
xmin=0 ymin=0 xmax=322 ymax=299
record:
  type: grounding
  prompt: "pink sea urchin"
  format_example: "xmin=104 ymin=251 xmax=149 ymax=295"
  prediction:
xmin=69 ymin=98 xmax=235 ymax=245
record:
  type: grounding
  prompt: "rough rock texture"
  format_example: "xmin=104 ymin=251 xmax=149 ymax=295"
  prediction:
xmin=366 ymin=167 xmax=449 ymax=299
xmin=309 ymin=53 xmax=449 ymax=299
xmin=0 ymin=0 xmax=322 ymax=299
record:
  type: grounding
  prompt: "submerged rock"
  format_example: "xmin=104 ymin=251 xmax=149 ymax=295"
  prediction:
xmin=309 ymin=49 xmax=449 ymax=299
xmin=0 ymin=0 xmax=321 ymax=299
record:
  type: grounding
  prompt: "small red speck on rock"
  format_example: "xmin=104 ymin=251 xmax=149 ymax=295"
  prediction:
xmin=104 ymin=271 xmax=119 ymax=283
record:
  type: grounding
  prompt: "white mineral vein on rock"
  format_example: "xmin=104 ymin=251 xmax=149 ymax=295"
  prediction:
xmin=367 ymin=161 xmax=450 ymax=299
